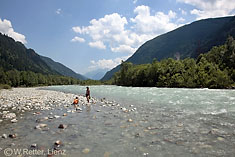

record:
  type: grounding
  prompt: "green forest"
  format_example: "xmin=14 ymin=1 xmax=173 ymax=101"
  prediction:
xmin=0 ymin=69 xmax=80 ymax=88
xmin=112 ymin=37 xmax=235 ymax=89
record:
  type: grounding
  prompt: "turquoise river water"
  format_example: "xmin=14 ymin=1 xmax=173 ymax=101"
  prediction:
xmin=1 ymin=85 xmax=235 ymax=157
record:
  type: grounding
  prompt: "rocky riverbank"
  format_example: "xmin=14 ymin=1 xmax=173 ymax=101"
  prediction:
xmin=0 ymin=87 xmax=139 ymax=157
xmin=0 ymin=87 xmax=136 ymax=123
xmin=0 ymin=87 xmax=92 ymax=124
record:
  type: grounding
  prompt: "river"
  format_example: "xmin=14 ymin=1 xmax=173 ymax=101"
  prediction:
xmin=1 ymin=85 xmax=235 ymax=157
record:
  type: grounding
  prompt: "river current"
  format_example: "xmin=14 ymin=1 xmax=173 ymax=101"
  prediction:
xmin=1 ymin=85 xmax=235 ymax=157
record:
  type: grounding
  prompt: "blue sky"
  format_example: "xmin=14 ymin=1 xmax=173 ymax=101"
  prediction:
xmin=0 ymin=0 xmax=235 ymax=75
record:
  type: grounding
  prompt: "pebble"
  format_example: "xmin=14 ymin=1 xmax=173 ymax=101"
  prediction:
xmin=177 ymin=123 xmax=184 ymax=127
xmin=11 ymin=119 xmax=18 ymax=123
xmin=34 ymin=112 xmax=41 ymax=115
xmin=9 ymin=134 xmax=17 ymax=138
xmin=135 ymin=133 xmax=140 ymax=138
xmin=217 ymin=137 xmax=225 ymax=141
xmin=3 ymin=111 xmax=9 ymax=114
xmin=76 ymin=107 xmax=82 ymax=111
xmin=63 ymin=113 xmax=67 ymax=116
xmin=2 ymin=113 xmax=16 ymax=119
xmin=199 ymin=144 xmax=212 ymax=149
xmin=54 ymin=140 xmax=62 ymax=146
xmin=104 ymin=152 xmax=110 ymax=157
xmin=31 ymin=143 xmax=37 ymax=148
xmin=54 ymin=115 xmax=60 ymax=119
xmin=0 ymin=119 xmax=2 ymax=123
xmin=82 ymin=148 xmax=90 ymax=154
xmin=122 ymin=107 xmax=127 ymax=112
xmin=35 ymin=123 xmax=48 ymax=129
xmin=127 ymin=119 xmax=133 ymax=122
xmin=2 ymin=134 xmax=7 ymax=139
xmin=58 ymin=124 xmax=67 ymax=129
xmin=11 ymin=143 xmax=15 ymax=146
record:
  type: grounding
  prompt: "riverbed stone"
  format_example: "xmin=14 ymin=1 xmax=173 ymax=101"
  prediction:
xmin=3 ymin=112 xmax=16 ymax=119
xmin=11 ymin=119 xmax=18 ymax=123
xmin=9 ymin=134 xmax=17 ymax=138
xmin=58 ymin=124 xmax=67 ymax=129
xmin=54 ymin=115 xmax=60 ymax=119
xmin=127 ymin=119 xmax=133 ymax=122
xmin=122 ymin=107 xmax=127 ymax=112
xmin=82 ymin=148 xmax=90 ymax=154
xmin=35 ymin=123 xmax=48 ymax=129
xmin=2 ymin=134 xmax=7 ymax=139
xmin=217 ymin=137 xmax=225 ymax=141
xmin=31 ymin=143 xmax=37 ymax=148
xmin=104 ymin=152 xmax=110 ymax=157
xmin=54 ymin=140 xmax=62 ymax=146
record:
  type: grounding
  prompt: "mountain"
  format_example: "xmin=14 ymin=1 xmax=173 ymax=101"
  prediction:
xmin=102 ymin=16 xmax=235 ymax=80
xmin=0 ymin=33 xmax=58 ymax=74
xmin=0 ymin=33 xmax=86 ymax=80
xmin=40 ymin=56 xmax=87 ymax=80
xmin=84 ymin=69 xmax=109 ymax=80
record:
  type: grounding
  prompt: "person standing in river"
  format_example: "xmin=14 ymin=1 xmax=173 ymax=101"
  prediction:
xmin=86 ymin=87 xmax=90 ymax=103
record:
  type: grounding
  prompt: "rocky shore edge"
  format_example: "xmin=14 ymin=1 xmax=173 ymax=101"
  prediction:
xmin=0 ymin=87 xmax=136 ymax=124
xmin=0 ymin=87 xmax=87 ymax=124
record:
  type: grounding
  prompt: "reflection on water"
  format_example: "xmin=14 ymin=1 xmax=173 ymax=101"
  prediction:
xmin=0 ymin=85 xmax=235 ymax=157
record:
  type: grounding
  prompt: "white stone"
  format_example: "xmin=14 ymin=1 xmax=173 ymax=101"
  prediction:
xmin=11 ymin=119 xmax=18 ymax=123
xmin=54 ymin=115 xmax=60 ymax=119
xmin=2 ymin=134 xmax=7 ymax=139
xmin=3 ymin=113 xmax=16 ymax=119
xmin=35 ymin=123 xmax=47 ymax=129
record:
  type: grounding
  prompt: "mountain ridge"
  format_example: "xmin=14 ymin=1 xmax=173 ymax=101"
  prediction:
xmin=40 ymin=56 xmax=87 ymax=80
xmin=102 ymin=16 xmax=235 ymax=81
xmin=0 ymin=33 xmax=86 ymax=80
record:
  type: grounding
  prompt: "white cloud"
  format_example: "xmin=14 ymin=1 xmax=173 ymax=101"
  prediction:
xmin=72 ymin=26 xmax=82 ymax=34
xmin=133 ymin=0 xmax=138 ymax=4
xmin=0 ymin=18 xmax=27 ymax=44
xmin=177 ymin=17 xmax=186 ymax=23
xmin=72 ymin=5 xmax=180 ymax=54
xmin=72 ymin=5 xmax=184 ymax=70
xmin=130 ymin=5 xmax=177 ymax=35
xmin=79 ymin=13 xmax=128 ymax=41
xmin=89 ymin=41 xmax=106 ymax=49
xmin=111 ymin=45 xmax=137 ymax=54
xmin=177 ymin=0 xmax=235 ymax=19
xmin=90 ymin=59 xmax=118 ymax=70
xmin=89 ymin=56 xmax=129 ymax=70
xmin=56 ymin=8 xmax=62 ymax=15
xmin=71 ymin=36 xmax=85 ymax=43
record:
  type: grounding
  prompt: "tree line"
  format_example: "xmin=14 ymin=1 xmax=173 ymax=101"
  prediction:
xmin=0 ymin=69 xmax=80 ymax=88
xmin=112 ymin=37 xmax=235 ymax=89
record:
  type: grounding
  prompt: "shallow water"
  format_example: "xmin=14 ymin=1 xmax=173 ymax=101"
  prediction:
xmin=1 ymin=85 xmax=235 ymax=157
